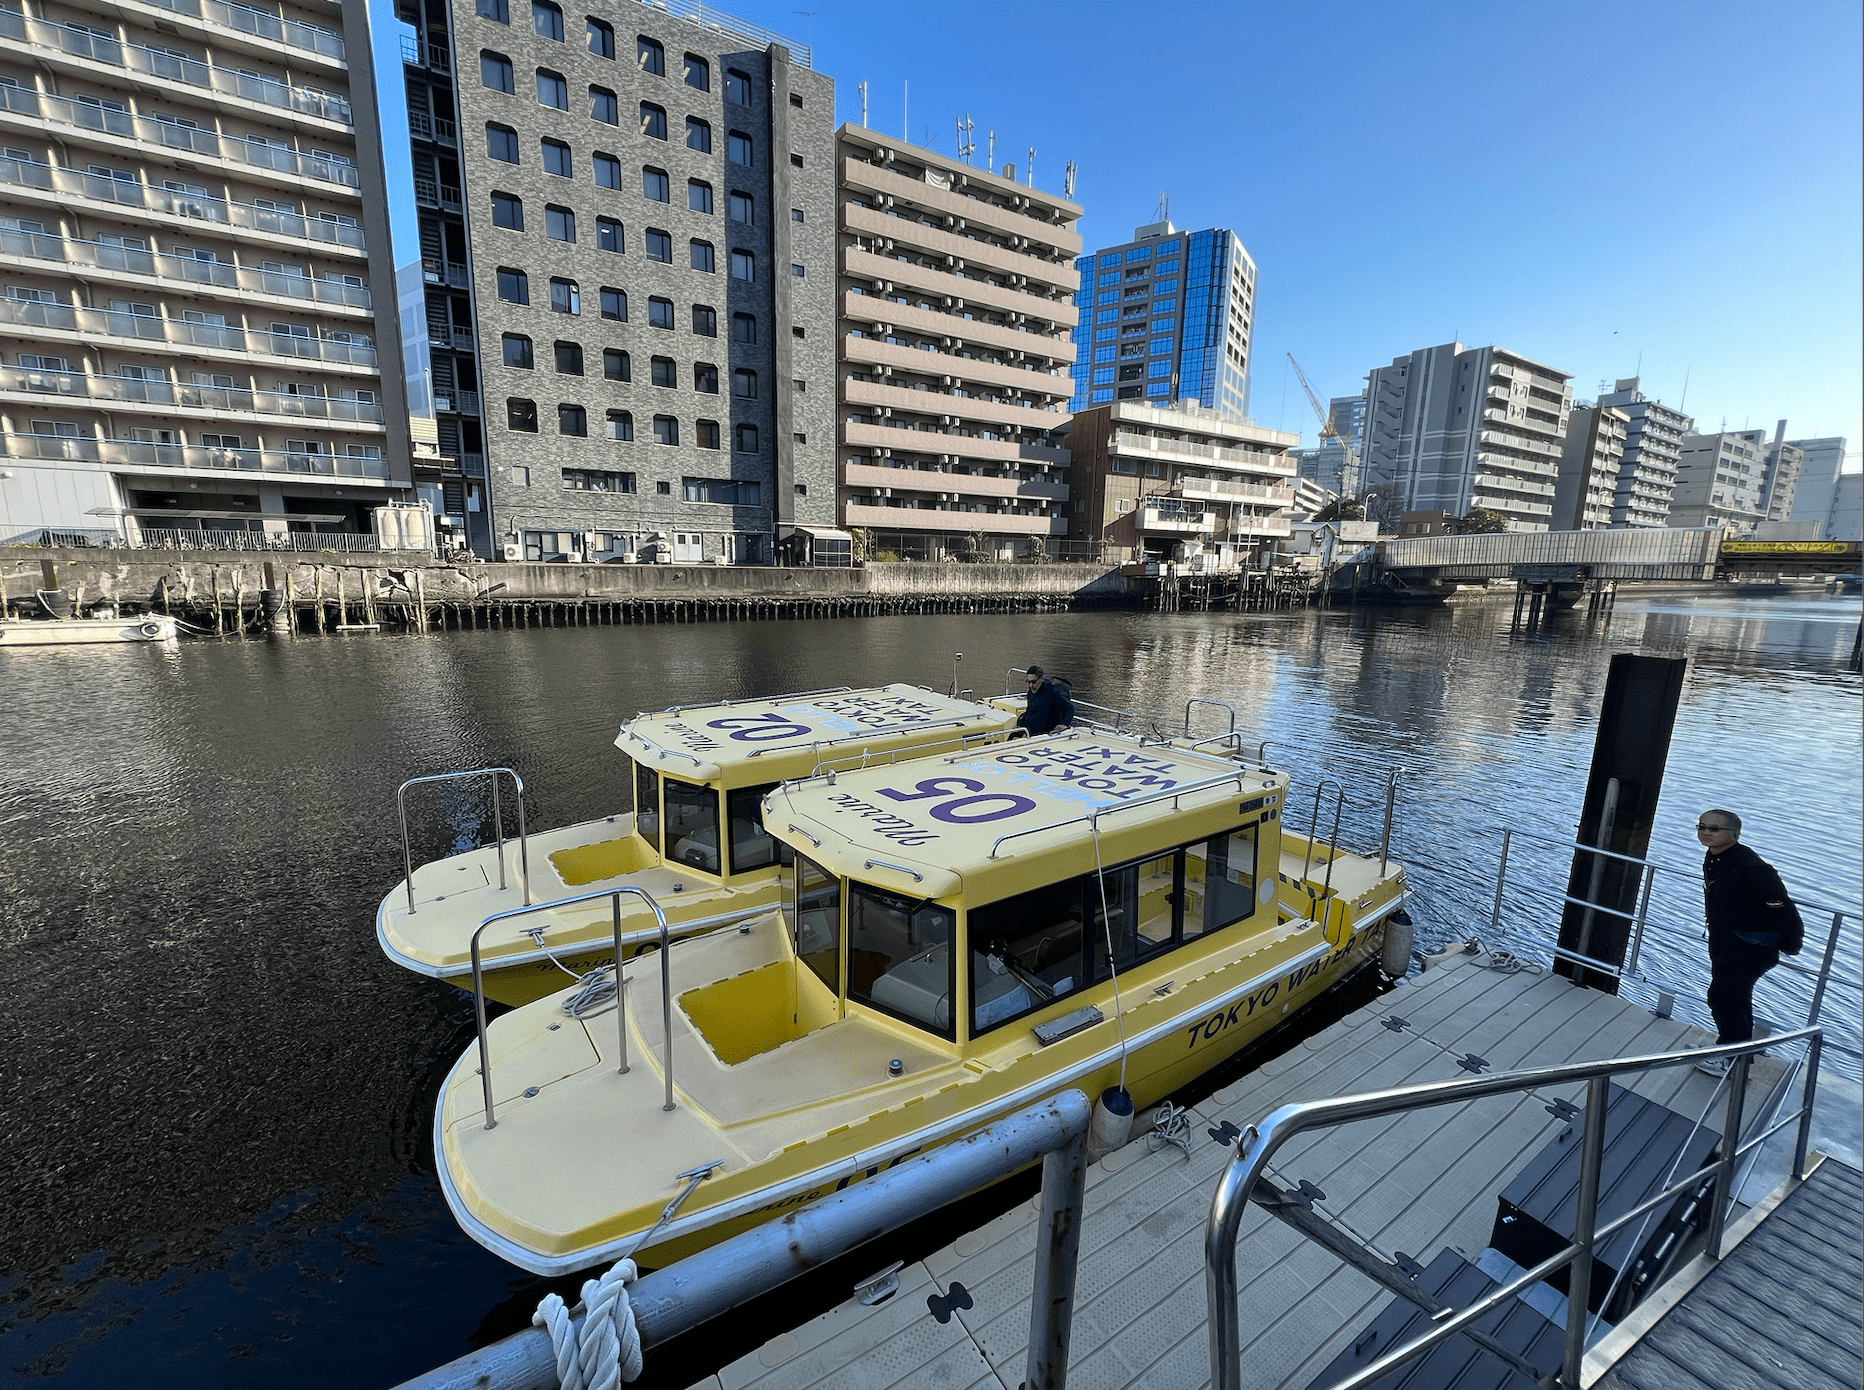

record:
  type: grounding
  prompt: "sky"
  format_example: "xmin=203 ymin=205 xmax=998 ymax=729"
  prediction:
xmin=694 ymin=0 xmax=1863 ymax=459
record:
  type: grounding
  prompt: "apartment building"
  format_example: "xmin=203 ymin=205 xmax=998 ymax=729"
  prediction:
xmin=1066 ymin=219 xmax=1253 ymax=421
xmin=1551 ymin=402 xmax=1628 ymax=530
xmin=1065 ymin=399 xmax=1296 ymax=564
xmin=835 ymin=125 xmax=1080 ymax=561
xmin=1786 ymin=436 xmax=1858 ymax=540
xmin=1361 ymin=342 xmax=1572 ymax=532
xmin=421 ymin=0 xmax=833 ymax=563
xmin=1757 ymin=422 xmax=1802 ymax=522
xmin=0 ymin=0 xmax=409 ymax=543
xmin=1669 ymin=428 xmax=1767 ymax=532
xmin=1594 ymin=377 xmax=1690 ymax=528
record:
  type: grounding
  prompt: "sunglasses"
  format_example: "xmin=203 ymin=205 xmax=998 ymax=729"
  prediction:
xmin=1695 ymin=823 xmax=1732 ymax=833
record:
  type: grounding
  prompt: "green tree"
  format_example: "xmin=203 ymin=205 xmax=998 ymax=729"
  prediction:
xmin=1450 ymin=507 xmax=1510 ymax=535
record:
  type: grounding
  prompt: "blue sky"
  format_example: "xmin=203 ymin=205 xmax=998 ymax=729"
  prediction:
xmin=687 ymin=0 xmax=1862 ymax=457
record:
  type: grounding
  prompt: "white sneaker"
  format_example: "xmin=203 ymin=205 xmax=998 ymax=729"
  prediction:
xmin=1695 ymin=1055 xmax=1730 ymax=1077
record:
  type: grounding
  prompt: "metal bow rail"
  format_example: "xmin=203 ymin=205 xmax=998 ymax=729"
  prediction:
xmin=1205 ymin=1026 xmax=1826 ymax=1390
xmin=469 ymin=885 xmax=674 ymax=1128
xmin=397 ymin=767 xmax=531 ymax=911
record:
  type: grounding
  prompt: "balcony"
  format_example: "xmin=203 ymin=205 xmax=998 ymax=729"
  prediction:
xmin=839 ymin=202 xmax=1077 ymax=297
xmin=0 ymin=299 xmax=378 ymax=368
xmin=841 ymin=247 xmax=1073 ymax=334
xmin=1475 ymin=450 xmax=1557 ymax=478
xmin=1137 ymin=500 xmax=1212 ymax=534
xmin=1109 ymin=428 xmax=1296 ymax=478
xmin=840 ymin=420 xmax=1066 ymax=469
xmin=843 ymin=375 xmax=1064 ymax=433
xmin=842 ymin=501 xmax=1066 ymax=536
xmin=839 ymin=291 xmax=1074 ymax=367
xmin=0 ymin=364 xmax=385 ymax=423
xmin=840 ymin=334 xmax=1070 ymax=402
xmin=0 ymin=10 xmax=352 ymax=126
xmin=0 ymin=154 xmax=366 ymax=251
xmin=136 ymin=0 xmax=346 ymax=65
xmin=1175 ymin=475 xmax=1295 ymax=506
xmin=837 ymin=158 xmax=1081 ymax=258
xmin=0 ymin=228 xmax=371 ymax=311
xmin=842 ymin=460 xmax=1067 ymax=503
xmin=2 ymin=431 xmax=391 ymax=481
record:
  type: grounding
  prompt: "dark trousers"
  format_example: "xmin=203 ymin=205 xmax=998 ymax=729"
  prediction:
xmin=1707 ymin=939 xmax=1780 ymax=1044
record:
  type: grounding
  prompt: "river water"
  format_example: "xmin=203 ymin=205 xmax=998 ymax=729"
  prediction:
xmin=1 ymin=591 xmax=1858 ymax=1387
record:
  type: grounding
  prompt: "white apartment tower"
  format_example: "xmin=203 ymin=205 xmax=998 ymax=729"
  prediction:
xmin=1594 ymin=377 xmax=1690 ymax=528
xmin=1669 ymin=428 xmax=1768 ymax=532
xmin=0 ymin=0 xmax=409 ymax=544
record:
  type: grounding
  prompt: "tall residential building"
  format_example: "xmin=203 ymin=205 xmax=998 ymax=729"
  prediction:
xmin=1360 ymin=343 xmax=1572 ymax=531
xmin=1595 ymin=377 xmax=1690 ymax=527
xmin=422 ymin=0 xmax=833 ymax=564
xmin=1066 ymin=220 xmax=1254 ymax=421
xmin=1552 ymin=403 xmax=1628 ymax=530
xmin=1786 ymin=437 xmax=1858 ymax=539
xmin=836 ymin=126 xmax=1080 ymax=561
xmin=1758 ymin=422 xmax=1803 ymax=522
xmin=0 ymin=0 xmax=410 ymax=543
xmin=1669 ymin=428 xmax=1767 ymax=532
xmin=1064 ymin=400 xmax=1295 ymax=564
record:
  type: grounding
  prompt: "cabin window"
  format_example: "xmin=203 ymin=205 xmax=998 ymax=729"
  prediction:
xmin=633 ymin=760 xmax=660 ymax=853
xmin=792 ymin=854 xmax=841 ymax=994
xmin=727 ymin=783 xmax=791 ymax=874
xmin=848 ymin=882 xmax=956 ymax=1038
xmin=1089 ymin=850 xmax=1178 ymax=982
xmin=1186 ymin=826 xmax=1257 ymax=941
xmin=969 ymin=878 xmax=1088 ymax=1034
xmin=663 ymin=778 xmax=720 ymax=873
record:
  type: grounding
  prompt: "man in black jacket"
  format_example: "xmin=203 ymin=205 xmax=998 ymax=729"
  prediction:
xmin=1017 ymin=665 xmax=1075 ymax=737
xmin=1696 ymin=808 xmax=1802 ymax=1073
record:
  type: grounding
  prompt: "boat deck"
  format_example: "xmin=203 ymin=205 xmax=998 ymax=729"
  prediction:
xmin=683 ymin=951 xmax=1794 ymax=1390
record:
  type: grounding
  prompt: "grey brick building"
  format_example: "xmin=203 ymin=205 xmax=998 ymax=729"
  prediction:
xmin=406 ymin=0 xmax=833 ymax=562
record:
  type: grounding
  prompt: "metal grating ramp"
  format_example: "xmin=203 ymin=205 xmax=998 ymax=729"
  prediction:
xmin=1593 ymin=1158 xmax=1863 ymax=1390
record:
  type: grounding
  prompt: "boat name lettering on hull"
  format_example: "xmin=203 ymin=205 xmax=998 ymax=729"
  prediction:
xmin=1184 ymin=942 xmax=1359 ymax=1050
xmin=753 ymin=1148 xmax=923 ymax=1214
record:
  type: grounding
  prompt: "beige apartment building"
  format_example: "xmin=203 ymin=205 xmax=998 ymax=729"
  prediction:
xmin=834 ymin=124 xmax=1081 ymax=561
xmin=1552 ymin=402 xmax=1628 ymax=530
xmin=0 ymin=0 xmax=408 ymax=545
xmin=1066 ymin=399 xmax=1296 ymax=565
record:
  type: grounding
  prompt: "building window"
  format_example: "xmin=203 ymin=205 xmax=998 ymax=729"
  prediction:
xmin=586 ymin=16 xmax=613 ymax=57
xmin=596 ymin=217 xmax=623 ymax=252
xmin=603 ymin=349 xmax=630 ymax=381
xmin=728 ymin=191 xmax=754 ymax=224
xmin=690 ymin=239 xmax=714 ymax=272
xmin=792 ymin=378 xmax=805 ymax=392
xmin=491 ymin=192 xmax=524 ymax=229
xmin=549 ymin=277 xmax=579 ymax=314
xmin=637 ymin=36 xmax=663 ymax=75
xmin=727 ymin=130 xmax=752 ymax=165
xmin=682 ymin=53 xmax=709 ymax=90
xmin=502 ymin=333 xmax=533 ymax=368
xmin=564 ymin=468 xmax=634 ymax=491
xmin=606 ymin=410 xmax=633 ymax=440
xmin=692 ymin=304 xmax=716 ymax=336
xmin=507 ymin=397 xmax=537 ymax=431
xmin=558 ymin=402 xmax=586 ymax=435
xmin=546 ymin=205 xmax=576 ymax=242
xmin=530 ymin=0 xmax=563 ymax=37
xmin=477 ymin=0 xmax=508 ymax=22
xmin=733 ymin=422 xmax=758 ymax=452
xmin=650 ymin=355 xmax=677 ymax=387
xmin=642 ymin=166 xmax=669 ymax=202
xmin=592 ymin=152 xmax=621 ymax=189
xmin=789 ymin=263 xmax=804 ymax=278
xmin=645 ymin=228 xmax=671 ymax=262
xmin=1147 ymin=360 xmax=1169 ymax=378
xmin=683 ymin=477 xmax=759 ymax=505
xmin=497 ymin=267 xmax=528 ymax=303
xmin=639 ymin=101 xmax=667 ymax=140
xmin=693 ymin=361 xmax=717 ymax=393
xmin=589 ymin=85 xmax=617 ymax=124
xmin=730 ymin=312 xmax=755 ymax=343
xmin=725 ymin=68 xmax=751 ymax=104
xmin=480 ymin=51 xmax=514 ymax=93
xmin=647 ymin=296 xmax=674 ymax=328
xmin=486 ymin=123 xmax=520 ymax=162
xmin=554 ymin=340 xmax=582 ymax=374
xmin=688 ymin=179 xmax=713 ymax=213
xmin=731 ymin=367 xmax=757 ymax=399
xmin=790 ymin=207 xmax=804 ymax=222
xmin=536 ymin=69 xmax=568 ymax=109
xmin=729 ymin=249 xmax=754 ymax=281
xmin=653 ymin=414 xmax=678 ymax=445
xmin=685 ymin=116 xmax=711 ymax=153
xmin=656 ymin=481 xmax=671 ymax=494
xmin=541 ymin=138 xmax=571 ymax=176
xmin=599 ymin=286 xmax=626 ymax=320
xmin=695 ymin=418 xmax=719 ymax=449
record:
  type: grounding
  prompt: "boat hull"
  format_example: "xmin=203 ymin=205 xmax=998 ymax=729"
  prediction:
xmin=0 ymin=615 xmax=177 ymax=646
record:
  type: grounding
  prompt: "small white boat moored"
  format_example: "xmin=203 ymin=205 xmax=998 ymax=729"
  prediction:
xmin=0 ymin=612 xmax=178 ymax=646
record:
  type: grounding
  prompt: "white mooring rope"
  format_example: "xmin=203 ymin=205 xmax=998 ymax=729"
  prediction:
xmin=532 ymin=1258 xmax=644 ymax=1390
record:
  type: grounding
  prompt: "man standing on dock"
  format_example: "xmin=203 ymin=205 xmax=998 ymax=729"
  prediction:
xmin=1696 ymin=809 xmax=1803 ymax=1073
xmin=1017 ymin=666 xmax=1076 ymax=737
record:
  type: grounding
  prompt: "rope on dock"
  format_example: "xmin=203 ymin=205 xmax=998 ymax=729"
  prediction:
xmin=532 ymin=1258 xmax=643 ymax=1389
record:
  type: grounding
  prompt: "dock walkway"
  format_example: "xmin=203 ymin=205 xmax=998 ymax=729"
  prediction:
xmin=687 ymin=952 xmax=1791 ymax=1390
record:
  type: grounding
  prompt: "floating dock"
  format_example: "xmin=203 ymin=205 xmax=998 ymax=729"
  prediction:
xmin=686 ymin=951 xmax=1837 ymax=1390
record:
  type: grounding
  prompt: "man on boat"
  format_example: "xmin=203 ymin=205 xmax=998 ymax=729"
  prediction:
xmin=1017 ymin=665 xmax=1076 ymax=736
xmin=1695 ymin=809 xmax=1802 ymax=1075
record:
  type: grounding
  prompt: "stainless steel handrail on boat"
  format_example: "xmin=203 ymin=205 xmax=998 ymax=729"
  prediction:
xmin=987 ymin=765 xmax=1261 ymax=860
xmin=1297 ymin=779 xmax=1347 ymax=918
xmin=1184 ymin=697 xmax=1239 ymax=737
xmin=397 ymin=767 xmax=531 ymax=912
xmin=1206 ymin=1025 xmax=1827 ymax=1390
xmin=469 ymin=885 xmax=674 ymax=1129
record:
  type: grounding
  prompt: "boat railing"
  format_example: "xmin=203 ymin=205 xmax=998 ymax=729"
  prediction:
xmin=470 ymin=885 xmax=675 ymax=1129
xmin=1184 ymin=697 xmax=1239 ymax=737
xmin=655 ymin=685 xmax=851 ymax=717
xmin=798 ymin=723 xmax=1028 ymax=783
xmin=987 ymin=765 xmax=1258 ymax=860
xmin=744 ymin=712 xmax=988 ymax=761
xmin=1486 ymin=823 xmax=1861 ymax=1050
xmin=1297 ymin=780 xmax=1348 ymax=917
xmin=1205 ymin=1025 xmax=1826 ymax=1390
xmin=1003 ymin=665 xmax=1138 ymax=733
xmin=397 ymin=768 xmax=530 ymax=913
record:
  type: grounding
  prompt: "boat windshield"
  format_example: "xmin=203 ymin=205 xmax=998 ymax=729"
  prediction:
xmin=792 ymin=854 xmax=840 ymax=993
xmin=727 ymin=782 xmax=790 ymax=876
xmin=664 ymin=778 xmax=721 ymax=873
xmin=633 ymin=760 xmax=660 ymax=854
xmin=848 ymin=881 xmax=955 ymax=1038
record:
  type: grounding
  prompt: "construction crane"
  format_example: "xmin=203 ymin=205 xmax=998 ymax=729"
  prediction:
xmin=1287 ymin=353 xmax=1362 ymax=499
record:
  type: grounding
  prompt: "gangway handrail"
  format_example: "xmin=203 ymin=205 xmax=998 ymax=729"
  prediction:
xmin=1206 ymin=1026 xmax=1826 ymax=1390
xmin=470 ymin=885 xmax=674 ymax=1128
xmin=397 ymin=767 xmax=530 ymax=912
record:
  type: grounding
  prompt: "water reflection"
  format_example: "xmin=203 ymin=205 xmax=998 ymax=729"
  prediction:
xmin=0 ymin=590 xmax=1856 ymax=1386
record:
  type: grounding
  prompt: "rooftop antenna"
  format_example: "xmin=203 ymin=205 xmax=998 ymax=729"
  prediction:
xmin=795 ymin=10 xmax=816 ymax=47
xmin=858 ymin=80 xmax=867 ymax=127
xmin=955 ymin=113 xmax=976 ymax=165
xmin=1156 ymin=190 xmax=1168 ymax=222
xmin=902 ymin=79 xmax=908 ymax=142
xmin=987 ymin=129 xmax=995 ymax=170
xmin=1026 ymin=146 xmax=1036 ymax=187
xmin=1064 ymin=159 xmax=1077 ymax=199
xmin=1679 ymin=366 xmax=1691 ymax=410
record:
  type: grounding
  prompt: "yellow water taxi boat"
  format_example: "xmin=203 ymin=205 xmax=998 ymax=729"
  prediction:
xmin=377 ymin=684 xmax=1017 ymax=1005
xmin=433 ymin=723 xmax=1409 ymax=1274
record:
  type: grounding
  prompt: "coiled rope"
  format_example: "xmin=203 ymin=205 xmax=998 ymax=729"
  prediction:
xmin=1146 ymin=1100 xmax=1193 ymax=1159
xmin=532 ymin=1259 xmax=643 ymax=1390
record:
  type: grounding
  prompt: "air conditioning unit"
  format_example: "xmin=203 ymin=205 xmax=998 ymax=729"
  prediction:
xmin=567 ymin=550 xmax=583 ymax=563
xmin=501 ymin=542 xmax=522 ymax=560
